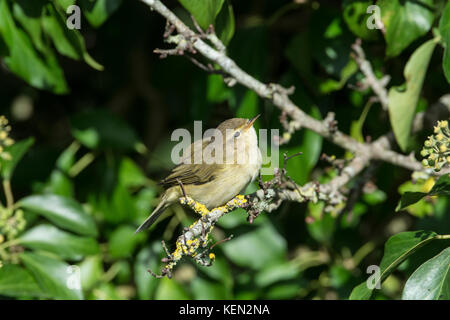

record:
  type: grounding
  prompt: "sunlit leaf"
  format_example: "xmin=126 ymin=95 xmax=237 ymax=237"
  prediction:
xmin=388 ymin=39 xmax=437 ymax=151
xmin=19 ymin=194 xmax=98 ymax=237
xmin=378 ymin=0 xmax=435 ymax=57
xmin=402 ymin=246 xmax=450 ymax=300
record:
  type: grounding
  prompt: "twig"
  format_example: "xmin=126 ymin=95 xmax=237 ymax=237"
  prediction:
xmin=351 ymin=38 xmax=390 ymax=110
xmin=140 ymin=0 xmax=433 ymax=175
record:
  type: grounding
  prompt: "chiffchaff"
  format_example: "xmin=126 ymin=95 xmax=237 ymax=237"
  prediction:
xmin=135 ymin=115 xmax=262 ymax=233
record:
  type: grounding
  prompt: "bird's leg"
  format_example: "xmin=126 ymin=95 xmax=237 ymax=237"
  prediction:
xmin=176 ymin=178 xmax=187 ymax=199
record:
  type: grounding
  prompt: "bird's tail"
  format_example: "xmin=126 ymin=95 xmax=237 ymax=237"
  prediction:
xmin=135 ymin=198 xmax=171 ymax=234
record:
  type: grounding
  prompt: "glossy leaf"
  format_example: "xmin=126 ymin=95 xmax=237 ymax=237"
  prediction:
xmin=42 ymin=4 xmax=103 ymax=70
xmin=396 ymin=174 xmax=450 ymax=211
xmin=0 ymin=264 xmax=46 ymax=298
xmin=19 ymin=194 xmax=98 ymax=237
xmin=20 ymin=252 xmax=83 ymax=299
xmin=440 ymin=1 xmax=450 ymax=84
xmin=222 ymin=220 xmax=286 ymax=269
xmin=378 ymin=0 xmax=435 ymax=57
xmin=402 ymin=247 xmax=450 ymax=300
xmin=350 ymin=230 xmax=438 ymax=299
xmin=18 ymin=224 xmax=99 ymax=261
xmin=79 ymin=255 xmax=104 ymax=291
xmin=388 ymin=39 xmax=437 ymax=151
xmin=178 ymin=0 xmax=224 ymax=30
xmin=134 ymin=244 xmax=161 ymax=300
xmin=343 ymin=0 xmax=378 ymax=40
xmin=0 ymin=137 xmax=34 ymax=180
xmin=108 ymin=225 xmax=146 ymax=259
xmin=154 ymin=277 xmax=191 ymax=300
xmin=191 ymin=277 xmax=230 ymax=299
xmin=79 ymin=0 xmax=122 ymax=28
xmin=215 ymin=0 xmax=235 ymax=45
xmin=0 ymin=0 xmax=68 ymax=93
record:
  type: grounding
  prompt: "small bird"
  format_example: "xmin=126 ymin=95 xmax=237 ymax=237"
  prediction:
xmin=135 ymin=115 xmax=262 ymax=233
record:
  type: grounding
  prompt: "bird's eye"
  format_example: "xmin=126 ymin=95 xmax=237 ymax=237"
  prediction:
xmin=234 ymin=131 xmax=241 ymax=138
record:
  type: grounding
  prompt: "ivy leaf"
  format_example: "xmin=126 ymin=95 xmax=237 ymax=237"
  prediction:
xmin=350 ymin=230 xmax=438 ymax=299
xmin=0 ymin=137 xmax=34 ymax=180
xmin=378 ymin=0 xmax=435 ymax=57
xmin=0 ymin=0 xmax=68 ymax=94
xmin=19 ymin=194 xmax=98 ymax=237
xmin=215 ymin=0 xmax=235 ymax=45
xmin=79 ymin=0 xmax=122 ymax=28
xmin=402 ymin=247 xmax=450 ymax=300
xmin=43 ymin=4 xmax=103 ymax=70
xmin=396 ymin=174 xmax=450 ymax=211
xmin=20 ymin=252 xmax=83 ymax=299
xmin=388 ymin=38 xmax=437 ymax=151
xmin=343 ymin=0 xmax=379 ymax=41
xmin=178 ymin=0 xmax=224 ymax=30
xmin=18 ymin=224 xmax=99 ymax=261
xmin=439 ymin=1 xmax=450 ymax=84
xmin=0 ymin=264 xmax=46 ymax=298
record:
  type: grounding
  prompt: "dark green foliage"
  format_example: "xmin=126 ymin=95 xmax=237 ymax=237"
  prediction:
xmin=0 ymin=0 xmax=449 ymax=300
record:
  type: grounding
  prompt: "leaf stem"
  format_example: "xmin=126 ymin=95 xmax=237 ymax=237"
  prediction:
xmin=0 ymin=238 xmax=21 ymax=251
xmin=68 ymin=152 xmax=96 ymax=177
xmin=2 ymin=179 xmax=14 ymax=209
xmin=436 ymin=234 xmax=450 ymax=240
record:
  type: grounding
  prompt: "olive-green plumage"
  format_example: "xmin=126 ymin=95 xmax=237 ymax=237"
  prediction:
xmin=135 ymin=116 xmax=262 ymax=233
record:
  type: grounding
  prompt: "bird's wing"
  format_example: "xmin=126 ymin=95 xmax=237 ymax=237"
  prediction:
xmin=160 ymin=136 xmax=222 ymax=187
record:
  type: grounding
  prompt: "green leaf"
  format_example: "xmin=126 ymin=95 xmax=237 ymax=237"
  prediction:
xmin=440 ymin=1 xmax=450 ymax=84
xmin=396 ymin=174 xmax=450 ymax=211
xmin=388 ymin=38 xmax=437 ymax=151
xmin=178 ymin=0 xmax=224 ymax=30
xmin=55 ymin=0 xmax=76 ymax=9
xmin=18 ymin=224 xmax=99 ymax=261
xmin=343 ymin=0 xmax=379 ymax=40
xmin=378 ymin=0 xmax=435 ymax=57
xmin=19 ymin=194 xmax=98 ymax=237
xmin=79 ymin=255 xmax=104 ymax=291
xmin=402 ymin=246 xmax=450 ymax=300
xmin=191 ymin=277 xmax=230 ymax=299
xmin=0 ymin=264 xmax=46 ymax=298
xmin=350 ymin=230 xmax=438 ymax=299
xmin=236 ymin=90 xmax=259 ymax=123
xmin=70 ymin=109 xmax=140 ymax=151
xmin=20 ymin=252 xmax=83 ymax=299
xmin=0 ymin=0 xmax=68 ymax=94
xmin=222 ymin=220 xmax=287 ymax=269
xmin=42 ymin=4 xmax=103 ymax=70
xmin=319 ymin=58 xmax=357 ymax=93
xmin=79 ymin=0 xmax=122 ymax=28
xmin=108 ymin=225 xmax=146 ymax=259
xmin=215 ymin=0 xmax=235 ymax=45
xmin=282 ymin=106 xmax=323 ymax=184
xmin=118 ymin=157 xmax=147 ymax=188
xmin=255 ymin=263 xmax=301 ymax=287
xmin=0 ymin=137 xmax=34 ymax=180
xmin=12 ymin=0 xmax=47 ymax=53
xmin=134 ymin=244 xmax=161 ymax=300
xmin=154 ymin=277 xmax=191 ymax=300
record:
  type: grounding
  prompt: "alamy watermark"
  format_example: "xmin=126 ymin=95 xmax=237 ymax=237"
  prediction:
xmin=66 ymin=5 xmax=81 ymax=30
xmin=366 ymin=265 xmax=381 ymax=290
xmin=66 ymin=265 xmax=81 ymax=290
xmin=366 ymin=5 xmax=383 ymax=30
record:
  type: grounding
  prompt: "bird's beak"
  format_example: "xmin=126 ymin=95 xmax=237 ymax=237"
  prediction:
xmin=244 ymin=114 xmax=260 ymax=131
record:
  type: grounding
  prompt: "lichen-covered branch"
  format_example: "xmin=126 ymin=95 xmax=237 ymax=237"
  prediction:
xmin=140 ymin=0 xmax=450 ymax=278
xmin=140 ymin=0 xmax=440 ymax=175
